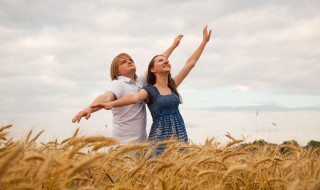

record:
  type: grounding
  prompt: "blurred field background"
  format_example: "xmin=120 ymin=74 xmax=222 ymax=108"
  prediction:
xmin=1 ymin=124 xmax=319 ymax=190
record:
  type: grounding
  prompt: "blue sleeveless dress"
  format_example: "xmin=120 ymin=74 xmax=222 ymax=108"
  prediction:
xmin=142 ymin=84 xmax=188 ymax=149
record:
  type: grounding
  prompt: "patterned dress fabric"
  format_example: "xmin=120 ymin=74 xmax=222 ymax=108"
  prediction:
xmin=142 ymin=84 xmax=188 ymax=154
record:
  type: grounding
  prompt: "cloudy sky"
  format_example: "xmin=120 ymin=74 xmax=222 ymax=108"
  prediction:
xmin=1 ymin=0 xmax=319 ymax=145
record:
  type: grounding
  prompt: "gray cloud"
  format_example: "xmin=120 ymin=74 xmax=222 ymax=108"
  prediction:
xmin=1 ymin=1 xmax=320 ymax=128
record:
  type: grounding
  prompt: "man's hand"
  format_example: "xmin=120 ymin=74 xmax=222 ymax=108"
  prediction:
xmin=72 ymin=108 xmax=92 ymax=123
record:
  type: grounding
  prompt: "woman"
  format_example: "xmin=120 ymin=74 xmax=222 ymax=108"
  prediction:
xmin=72 ymin=36 xmax=183 ymax=144
xmin=91 ymin=26 xmax=211 ymax=151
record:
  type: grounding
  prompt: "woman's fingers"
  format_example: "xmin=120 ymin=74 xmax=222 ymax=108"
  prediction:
xmin=90 ymin=104 xmax=100 ymax=109
xmin=203 ymin=25 xmax=212 ymax=42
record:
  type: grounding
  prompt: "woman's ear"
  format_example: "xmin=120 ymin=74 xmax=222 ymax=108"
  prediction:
xmin=150 ymin=67 xmax=156 ymax=73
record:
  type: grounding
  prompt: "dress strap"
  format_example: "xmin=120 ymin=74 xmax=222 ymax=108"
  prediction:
xmin=141 ymin=84 xmax=159 ymax=105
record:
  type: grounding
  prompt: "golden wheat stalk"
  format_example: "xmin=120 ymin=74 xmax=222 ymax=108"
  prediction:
xmin=68 ymin=154 xmax=104 ymax=177
xmin=154 ymin=162 xmax=175 ymax=173
xmin=72 ymin=128 xmax=80 ymax=138
xmin=173 ymin=163 xmax=186 ymax=175
xmin=0 ymin=124 xmax=12 ymax=133
xmin=112 ymin=143 xmax=151 ymax=157
xmin=60 ymin=137 xmax=72 ymax=145
xmin=156 ymin=139 xmax=177 ymax=146
xmin=27 ymin=130 xmax=45 ymax=146
xmin=195 ymin=156 xmax=211 ymax=166
xmin=68 ymin=142 xmax=90 ymax=159
xmin=24 ymin=130 xmax=33 ymax=145
xmin=4 ymin=138 xmax=13 ymax=146
xmin=222 ymin=152 xmax=248 ymax=162
xmin=262 ymin=178 xmax=288 ymax=188
xmin=206 ymin=160 xmax=228 ymax=169
xmin=159 ymin=143 xmax=181 ymax=159
xmin=91 ymin=141 xmax=118 ymax=152
xmin=0 ymin=143 xmax=24 ymax=179
xmin=226 ymin=139 xmax=244 ymax=148
xmin=83 ymin=136 xmax=117 ymax=144
xmin=310 ymin=180 xmax=320 ymax=190
xmin=24 ymin=154 xmax=46 ymax=162
xmin=225 ymin=133 xmax=237 ymax=142
xmin=204 ymin=137 xmax=215 ymax=145
xmin=181 ymin=151 xmax=199 ymax=160
xmin=221 ymin=165 xmax=248 ymax=183
xmin=253 ymin=158 xmax=272 ymax=168
xmin=128 ymin=163 xmax=145 ymax=178
xmin=280 ymin=144 xmax=300 ymax=152
xmin=196 ymin=170 xmax=218 ymax=178
xmin=34 ymin=156 xmax=52 ymax=183
xmin=146 ymin=158 xmax=168 ymax=165
xmin=273 ymin=157 xmax=284 ymax=162
xmin=0 ymin=132 xmax=8 ymax=140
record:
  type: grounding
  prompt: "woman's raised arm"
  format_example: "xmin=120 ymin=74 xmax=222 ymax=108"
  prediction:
xmin=173 ymin=26 xmax=211 ymax=87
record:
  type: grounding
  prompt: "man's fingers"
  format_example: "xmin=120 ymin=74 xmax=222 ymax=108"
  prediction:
xmin=72 ymin=113 xmax=81 ymax=123
xmin=85 ymin=112 xmax=91 ymax=120
xmin=72 ymin=111 xmax=85 ymax=123
xmin=72 ymin=115 xmax=77 ymax=123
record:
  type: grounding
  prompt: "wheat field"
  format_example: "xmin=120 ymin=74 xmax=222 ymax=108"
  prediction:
xmin=0 ymin=124 xmax=319 ymax=190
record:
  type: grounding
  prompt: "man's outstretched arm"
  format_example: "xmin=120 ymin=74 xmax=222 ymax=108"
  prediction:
xmin=72 ymin=91 xmax=116 ymax=123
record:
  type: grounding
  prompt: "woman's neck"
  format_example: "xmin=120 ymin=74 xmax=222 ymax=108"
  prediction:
xmin=154 ymin=73 xmax=169 ymax=88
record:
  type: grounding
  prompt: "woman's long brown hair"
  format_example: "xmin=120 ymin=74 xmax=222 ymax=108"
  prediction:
xmin=147 ymin=55 xmax=182 ymax=103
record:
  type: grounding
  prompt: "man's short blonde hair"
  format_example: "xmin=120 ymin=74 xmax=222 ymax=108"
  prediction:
xmin=110 ymin=53 xmax=137 ymax=80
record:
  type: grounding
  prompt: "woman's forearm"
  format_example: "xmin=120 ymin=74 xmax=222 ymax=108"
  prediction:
xmin=186 ymin=41 xmax=208 ymax=68
xmin=112 ymin=93 xmax=140 ymax=107
xmin=112 ymin=89 xmax=148 ymax=108
xmin=162 ymin=35 xmax=183 ymax=58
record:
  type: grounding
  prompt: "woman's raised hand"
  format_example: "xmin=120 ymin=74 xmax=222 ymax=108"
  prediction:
xmin=173 ymin=35 xmax=184 ymax=47
xmin=203 ymin=25 xmax=212 ymax=43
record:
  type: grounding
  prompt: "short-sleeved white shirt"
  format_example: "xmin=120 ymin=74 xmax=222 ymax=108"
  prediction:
xmin=106 ymin=74 xmax=147 ymax=144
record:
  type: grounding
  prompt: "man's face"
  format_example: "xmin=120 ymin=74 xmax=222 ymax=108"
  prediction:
xmin=118 ymin=57 xmax=136 ymax=76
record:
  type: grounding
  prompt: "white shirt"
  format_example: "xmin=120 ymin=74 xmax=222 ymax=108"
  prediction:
xmin=106 ymin=74 xmax=147 ymax=144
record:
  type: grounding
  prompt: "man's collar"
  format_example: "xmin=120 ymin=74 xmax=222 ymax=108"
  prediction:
xmin=117 ymin=76 xmax=138 ymax=83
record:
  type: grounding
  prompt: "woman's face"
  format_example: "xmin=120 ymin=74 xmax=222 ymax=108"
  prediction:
xmin=151 ymin=55 xmax=171 ymax=74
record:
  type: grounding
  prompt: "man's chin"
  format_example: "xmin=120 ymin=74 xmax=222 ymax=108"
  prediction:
xmin=130 ymin=67 xmax=137 ymax=72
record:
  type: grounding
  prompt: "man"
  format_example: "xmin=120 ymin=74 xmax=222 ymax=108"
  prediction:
xmin=72 ymin=35 xmax=183 ymax=144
